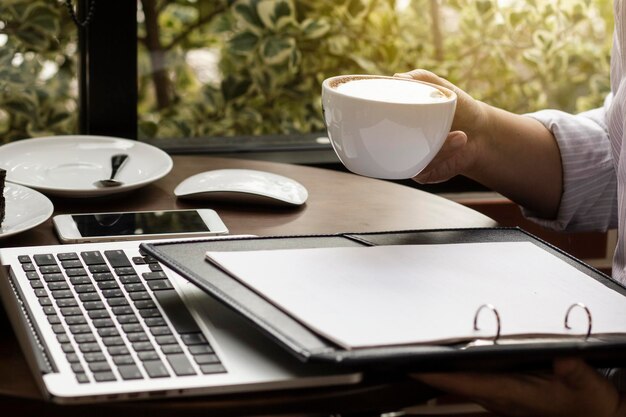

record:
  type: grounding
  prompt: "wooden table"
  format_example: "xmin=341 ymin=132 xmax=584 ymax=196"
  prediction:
xmin=0 ymin=155 xmax=497 ymax=416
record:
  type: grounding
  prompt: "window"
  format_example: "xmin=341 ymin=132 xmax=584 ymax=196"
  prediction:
xmin=137 ymin=0 xmax=613 ymax=146
xmin=0 ymin=0 xmax=614 ymax=150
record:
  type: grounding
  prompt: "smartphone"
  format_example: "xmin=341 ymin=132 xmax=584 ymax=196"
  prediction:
xmin=53 ymin=209 xmax=228 ymax=243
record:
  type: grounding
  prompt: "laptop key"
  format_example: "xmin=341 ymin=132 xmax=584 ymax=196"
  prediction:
xmin=71 ymin=363 xmax=85 ymax=373
xmin=65 ymin=268 xmax=87 ymax=277
xmin=81 ymin=251 xmax=106 ymax=265
xmin=102 ymin=289 xmax=124 ymax=298
xmin=76 ymin=373 xmax=90 ymax=384
xmin=111 ymin=306 xmax=133 ymax=316
xmin=67 ymin=353 xmax=80 ymax=363
xmin=121 ymin=323 xmax=143 ymax=333
xmin=181 ymin=333 xmax=207 ymax=346
xmin=147 ymin=280 xmax=173 ymax=291
xmin=117 ymin=364 xmax=143 ymax=380
xmin=70 ymin=324 xmax=92 ymax=334
xmin=119 ymin=275 xmax=140 ymax=284
xmin=74 ymin=284 xmax=96 ymax=293
xmin=42 ymin=306 xmax=57 ymax=315
xmin=189 ymin=345 xmax=213 ymax=355
xmin=34 ymin=289 xmax=48 ymax=298
xmin=84 ymin=352 xmax=106 ymax=362
xmin=57 ymin=333 xmax=71 ymax=344
xmin=39 ymin=297 xmax=53 ymax=306
xmin=18 ymin=255 xmax=31 ymax=263
xmin=88 ymin=362 xmax=112 ymax=373
xmin=74 ymin=333 xmax=97 ymax=344
xmin=142 ymin=271 xmax=167 ymax=280
xmin=65 ymin=316 xmax=88 ymax=325
xmin=199 ymin=364 xmax=226 ymax=375
xmin=39 ymin=265 xmax=62 ymax=274
xmin=70 ymin=276 xmax=90 ymax=285
xmin=160 ymin=345 xmax=183 ymax=355
xmin=127 ymin=333 xmax=149 ymax=343
xmin=79 ymin=293 xmax=101 ymax=302
xmin=56 ymin=298 xmax=78 ymax=308
xmin=137 ymin=351 xmax=159 ymax=361
xmin=194 ymin=354 xmax=220 ymax=365
xmin=26 ymin=271 xmax=40 ymax=280
xmin=97 ymin=328 xmax=120 ymax=338
xmin=57 ymin=253 xmax=79 ymax=261
xmin=34 ymin=254 xmax=57 ymax=266
xmin=92 ymin=272 xmax=114 ymax=282
xmin=104 ymin=250 xmax=132 ymax=268
xmin=51 ymin=290 xmax=74 ymax=299
xmin=93 ymin=371 xmax=116 ymax=382
xmin=139 ymin=309 xmax=162 ymax=319
xmin=48 ymin=282 xmax=69 ymax=291
xmin=155 ymin=335 xmax=177 ymax=346
xmin=47 ymin=315 xmax=61 ymax=325
xmin=89 ymin=264 xmax=110 ymax=273
xmin=102 ymin=336 xmax=125 ymax=346
xmin=61 ymin=343 xmax=75 ymax=353
xmin=143 ymin=360 xmax=169 ymax=378
xmin=117 ymin=314 xmax=139 ymax=324
xmin=134 ymin=300 xmax=156 ymax=310
xmin=88 ymin=310 xmax=111 ymax=320
xmin=144 ymin=317 xmax=166 ymax=327
xmin=150 ymin=326 xmax=172 ymax=336
xmin=79 ymin=343 xmax=102 ymax=353
xmin=61 ymin=260 xmax=82 ymax=269
xmin=97 ymin=281 xmax=119 ymax=290
xmin=112 ymin=355 xmax=135 ymax=366
xmin=132 ymin=257 xmax=146 ymax=265
xmin=60 ymin=307 xmax=83 ymax=316
xmin=93 ymin=318 xmax=115 ymax=328
xmin=51 ymin=324 xmax=66 ymax=334
xmin=43 ymin=273 xmax=64 ymax=282
xmin=108 ymin=346 xmax=130 ymax=356
xmin=30 ymin=281 xmax=44 ymax=289
xmin=115 ymin=267 xmax=135 ymax=276
xmin=166 ymin=354 xmax=196 ymax=376
xmin=83 ymin=300 xmax=105 ymax=310
xmin=132 ymin=342 xmax=154 ymax=352
xmin=107 ymin=297 xmax=129 ymax=307
xmin=129 ymin=291 xmax=151 ymax=301
xmin=152 ymin=289 xmax=201 ymax=334
xmin=22 ymin=263 xmax=36 ymax=272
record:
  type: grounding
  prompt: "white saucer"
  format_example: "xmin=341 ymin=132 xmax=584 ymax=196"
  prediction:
xmin=1 ymin=182 xmax=54 ymax=239
xmin=0 ymin=135 xmax=173 ymax=197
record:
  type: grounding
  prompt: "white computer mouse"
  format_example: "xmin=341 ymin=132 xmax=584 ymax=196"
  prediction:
xmin=174 ymin=169 xmax=308 ymax=206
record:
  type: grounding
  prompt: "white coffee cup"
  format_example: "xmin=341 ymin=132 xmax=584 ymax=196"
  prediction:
xmin=321 ymin=74 xmax=457 ymax=179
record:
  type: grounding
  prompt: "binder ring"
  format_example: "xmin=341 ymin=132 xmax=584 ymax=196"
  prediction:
xmin=564 ymin=302 xmax=592 ymax=340
xmin=473 ymin=304 xmax=501 ymax=343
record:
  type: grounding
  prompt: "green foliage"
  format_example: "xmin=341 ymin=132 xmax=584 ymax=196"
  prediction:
xmin=0 ymin=0 xmax=615 ymax=142
xmin=0 ymin=0 xmax=77 ymax=143
xmin=136 ymin=0 xmax=614 ymax=140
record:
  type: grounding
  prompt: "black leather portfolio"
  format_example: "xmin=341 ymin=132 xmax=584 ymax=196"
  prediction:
xmin=141 ymin=228 xmax=626 ymax=371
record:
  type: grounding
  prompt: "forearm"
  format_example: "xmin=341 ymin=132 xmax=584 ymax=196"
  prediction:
xmin=465 ymin=103 xmax=563 ymax=219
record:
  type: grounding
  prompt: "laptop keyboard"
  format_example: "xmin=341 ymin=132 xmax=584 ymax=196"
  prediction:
xmin=18 ymin=249 xmax=226 ymax=383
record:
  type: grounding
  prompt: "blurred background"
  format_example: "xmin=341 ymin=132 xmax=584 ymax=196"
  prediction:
xmin=0 ymin=0 xmax=614 ymax=144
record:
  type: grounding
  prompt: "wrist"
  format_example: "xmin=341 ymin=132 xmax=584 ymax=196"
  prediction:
xmin=459 ymin=100 xmax=494 ymax=180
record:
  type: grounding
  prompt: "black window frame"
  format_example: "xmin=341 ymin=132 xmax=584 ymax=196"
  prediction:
xmin=77 ymin=0 xmax=335 ymax=164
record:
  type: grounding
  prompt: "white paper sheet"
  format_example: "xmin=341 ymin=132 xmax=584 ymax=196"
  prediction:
xmin=206 ymin=242 xmax=626 ymax=349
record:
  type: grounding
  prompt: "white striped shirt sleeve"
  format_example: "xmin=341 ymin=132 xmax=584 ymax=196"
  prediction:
xmin=521 ymin=107 xmax=618 ymax=232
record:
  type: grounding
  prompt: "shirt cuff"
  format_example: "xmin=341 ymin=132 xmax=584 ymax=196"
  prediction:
xmin=521 ymin=108 xmax=617 ymax=232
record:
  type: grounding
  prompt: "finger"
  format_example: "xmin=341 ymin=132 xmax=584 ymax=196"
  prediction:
xmin=394 ymin=69 xmax=457 ymax=92
xmin=413 ymin=131 xmax=467 ymax=183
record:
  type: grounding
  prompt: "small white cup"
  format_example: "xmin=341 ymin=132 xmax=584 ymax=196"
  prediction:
xmin=321 ymin=74 xmax=457 ymax=179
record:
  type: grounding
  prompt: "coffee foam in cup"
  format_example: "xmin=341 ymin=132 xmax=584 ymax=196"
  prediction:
xmin=332 ymin=77 xmax=448 ymax=104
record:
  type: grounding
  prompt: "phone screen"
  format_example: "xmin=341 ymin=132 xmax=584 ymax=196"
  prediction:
xmin=72 ymin=210 xmax=210 ymax=237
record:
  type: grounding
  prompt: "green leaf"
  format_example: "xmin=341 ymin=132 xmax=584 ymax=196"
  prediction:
xmin=301 ymin=18 xmax=330 ymax=40
xmin=228 ymin=31 xmax=259 ymax=54
xmin=221 ymin=76 xmax=252 ymax=101
xmin=257 ymin=0 xmax=295 ymax=30
xmin=260 ymin=36 xmax=295 ymax=65
xmin=14 ymin=28 xmax=49 ymax=51
xmin=23 ymin=3 xmax=59 ymax=34
xmin=233 ymin=0 xmax=264 ymax=30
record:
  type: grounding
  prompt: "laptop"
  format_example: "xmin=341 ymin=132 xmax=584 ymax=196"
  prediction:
xmin=0 ymin=238 xmax=361 ymax=403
